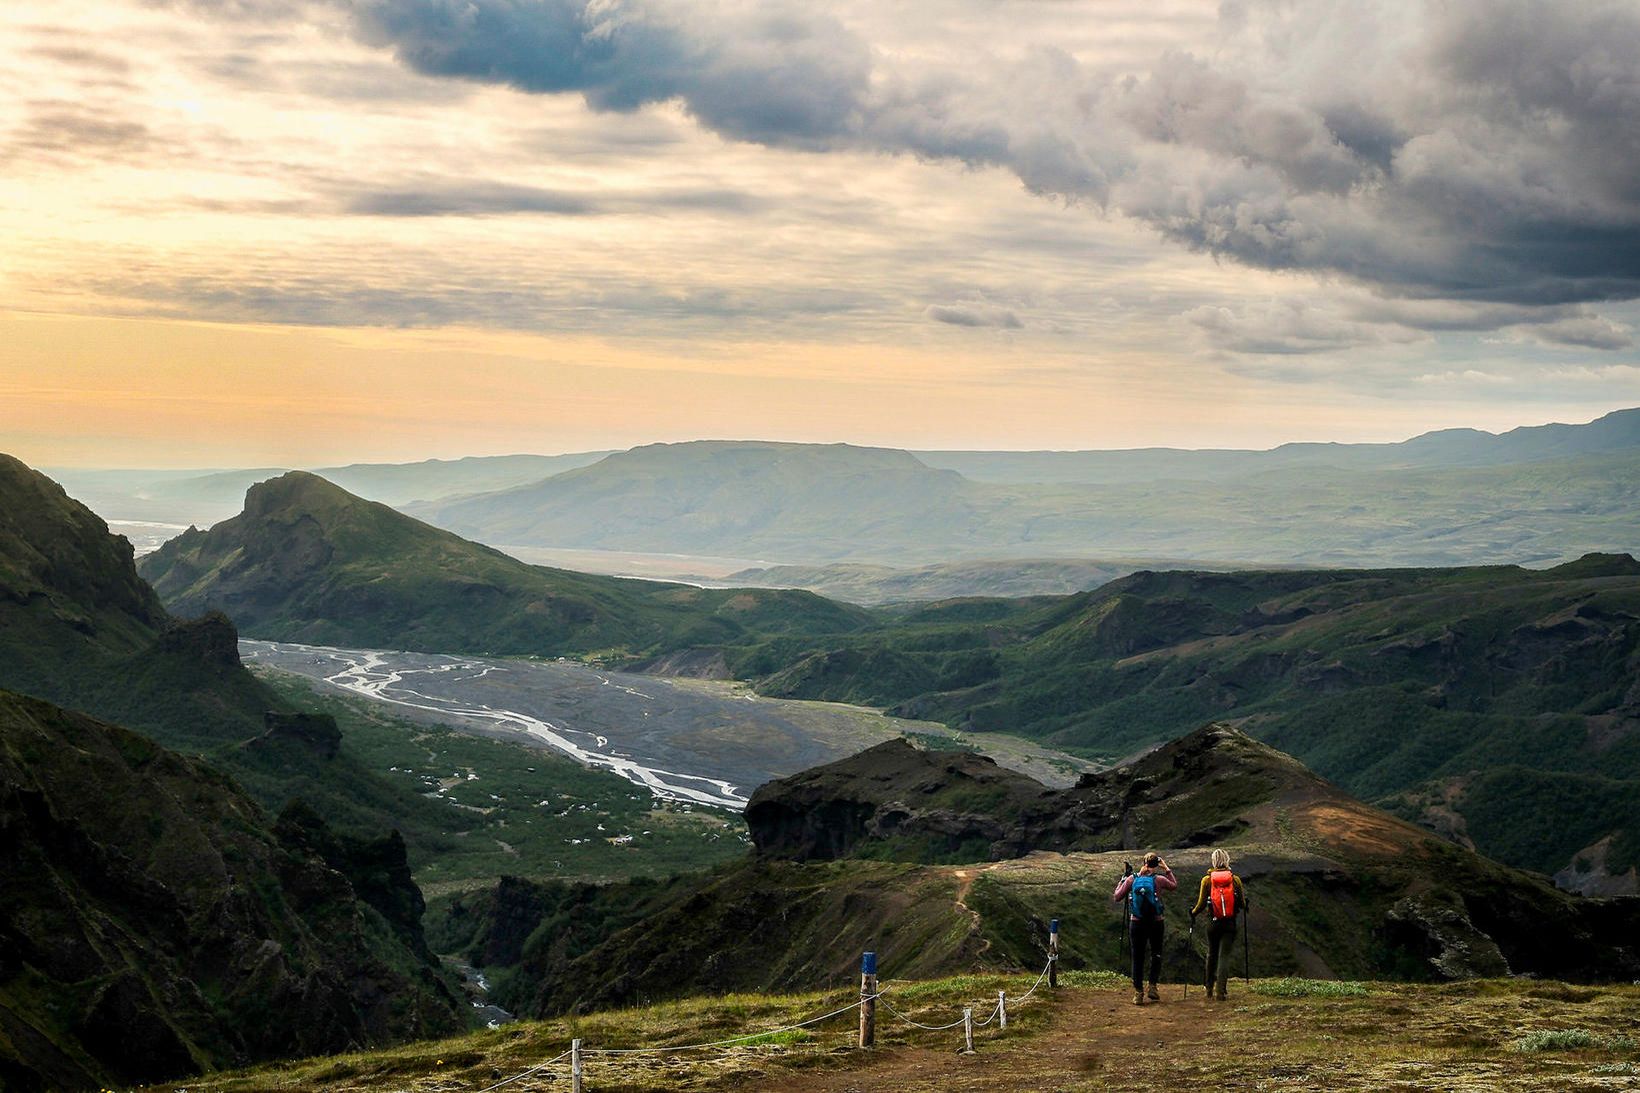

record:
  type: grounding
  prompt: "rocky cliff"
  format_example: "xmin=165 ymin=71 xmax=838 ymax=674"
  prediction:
xmin=0 ymin=689 xmax=461 ymax=1091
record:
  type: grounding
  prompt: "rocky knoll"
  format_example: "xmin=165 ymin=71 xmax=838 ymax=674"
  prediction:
xmin=746 ymin=727 xmax=1640 ymax=985
xmin=0 ymin=689 xmax=460 ymax=1091
xmin=745 ymin=739 xmax=1047 ymax=861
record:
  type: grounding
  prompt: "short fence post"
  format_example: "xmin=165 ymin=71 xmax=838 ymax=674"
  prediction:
xmin=1048 ymin=918 xmax=1060 ymax=989
xmin=962 ymin=1007 xmax=974 ymax=1054
xmin=998 ymin=990 xmax=1007 ymax=1030
xmin=571 ymin=1038 xmax=583 ymax=1093
xmin=858 ymin=951 xmax=877 ymax=1049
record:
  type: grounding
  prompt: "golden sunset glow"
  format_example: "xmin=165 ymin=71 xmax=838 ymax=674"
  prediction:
xmin=4 ymin=0 xmax=1639 ymax=466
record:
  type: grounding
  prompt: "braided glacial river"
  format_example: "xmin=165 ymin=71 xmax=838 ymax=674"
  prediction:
xmin=241 ymin=641 xmax=1091 ymax=810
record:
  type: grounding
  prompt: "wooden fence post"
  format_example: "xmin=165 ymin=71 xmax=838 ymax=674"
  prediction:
xmin=962 ymin=1007 xmax=974 ymax=1054
xmin=858 ymin=951 xmax=877 ymax=1049
xmin=998 ymin=990 xmax=1007 ymax=1030
xmin=1048 ymin=918 xmax=1060 ymax=989
xmin=571 ymin=1038 xmax=583 ymax=1093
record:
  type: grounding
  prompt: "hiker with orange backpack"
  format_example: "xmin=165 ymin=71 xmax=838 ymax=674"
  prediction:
xmin=1190 ymin=849 xmax=1248 ymax=1001
xmin=1112 ymin=852 xmax=1177 ymax=1006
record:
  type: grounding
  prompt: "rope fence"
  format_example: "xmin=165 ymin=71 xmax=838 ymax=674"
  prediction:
xmin=474 ymin=919 xmax=1065 ymax=1090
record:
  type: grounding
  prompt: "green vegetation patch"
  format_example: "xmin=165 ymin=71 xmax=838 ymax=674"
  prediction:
xmin=1512 ymin=1028 xmax=1636 ymax=1053
xmin=1251 ymin=977 xmax=1371 ymax=998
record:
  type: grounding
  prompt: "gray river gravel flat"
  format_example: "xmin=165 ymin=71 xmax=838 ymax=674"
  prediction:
xmin=242 ymin=640 xmax=1091 ymax=809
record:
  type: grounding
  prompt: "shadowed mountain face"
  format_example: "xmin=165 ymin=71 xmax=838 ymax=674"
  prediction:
xmin=440 ymin=727 xmax=1640 ymax=1018
xmin=139 ymin=470 xmax=870 ymax=656
xmin=0 ymin=688 xmax=461 ymax=1091
xmin=0 ymin=455 xmax=476 ymax=1088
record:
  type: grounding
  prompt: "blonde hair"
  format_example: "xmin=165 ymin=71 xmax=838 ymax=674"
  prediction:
xmin=1211 ymin=849 xmax=1231 ymax=869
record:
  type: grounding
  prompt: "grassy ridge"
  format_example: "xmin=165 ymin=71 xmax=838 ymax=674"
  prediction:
xmin=140 ymin=471 xmax=872 ymax=659
xmin=163 ymin=976 xmax=1640 ymax=1092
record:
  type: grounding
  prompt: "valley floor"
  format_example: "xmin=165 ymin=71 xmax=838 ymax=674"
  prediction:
xmin=158 ymin=974 xmax=1639 ymax=1092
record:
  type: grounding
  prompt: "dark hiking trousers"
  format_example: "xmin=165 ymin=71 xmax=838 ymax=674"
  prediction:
xmin=1205 ymin=916 xmax=1237 ymax=992
xmin=1130 ymin=918 xmax=1163 ymax=991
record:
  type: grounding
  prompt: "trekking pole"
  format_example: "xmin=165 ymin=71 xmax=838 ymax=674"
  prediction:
xmin=1243 ymin=908 xmax=1251 ymax=983
xmin=1184 ymin=919 xmax=1193 ymax=1000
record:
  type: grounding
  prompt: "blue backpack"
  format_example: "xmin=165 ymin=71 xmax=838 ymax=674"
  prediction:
xmin=1129 ymin=874 xmax=1161 ymax=920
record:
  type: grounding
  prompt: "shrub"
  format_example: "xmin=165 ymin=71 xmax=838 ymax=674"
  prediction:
xmin=1513 ymin=1028 xmax=1597 ymax=1053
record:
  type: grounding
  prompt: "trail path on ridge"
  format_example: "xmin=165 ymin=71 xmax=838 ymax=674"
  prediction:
xmin=766 ymin=985 xmax=1226 ymax=1093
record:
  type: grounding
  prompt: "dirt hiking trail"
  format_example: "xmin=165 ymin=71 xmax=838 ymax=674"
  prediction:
xmin=770 ymin=985 xmax=1227 ymax=1093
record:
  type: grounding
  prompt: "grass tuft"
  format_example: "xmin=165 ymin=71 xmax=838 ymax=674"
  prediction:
xmin=1508 ymin=1027 xmax=1639 ymax=1053
xmin=1250 ymin=977 xmax=1369 ymax=998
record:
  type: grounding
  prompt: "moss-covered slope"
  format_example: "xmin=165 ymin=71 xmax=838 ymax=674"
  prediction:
xmin=0 ymin=689 xmax=461 ymax=1091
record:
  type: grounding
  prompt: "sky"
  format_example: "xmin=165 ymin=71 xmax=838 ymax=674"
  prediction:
xmin=4 ymin=0 xmax=1640 ymax=467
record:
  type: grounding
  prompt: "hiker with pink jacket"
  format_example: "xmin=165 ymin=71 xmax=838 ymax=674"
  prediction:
xmin=1112 ymin=852 xmax=1177 ymax=1005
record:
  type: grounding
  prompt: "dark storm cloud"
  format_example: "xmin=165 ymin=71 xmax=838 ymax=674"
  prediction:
xmin=163 ymin=0 xmax=1640 ymax=347
xmin=348 ymin=0 xmax=871 ymax=146
xmin=334 ymin=0 xmax=1640 ymax=323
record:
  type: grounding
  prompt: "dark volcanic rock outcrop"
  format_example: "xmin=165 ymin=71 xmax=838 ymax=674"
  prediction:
xmin=0 ymin=689 xmax=461 ymax=1091
xmin=746 ymin=739 xmax=1047 ymax=861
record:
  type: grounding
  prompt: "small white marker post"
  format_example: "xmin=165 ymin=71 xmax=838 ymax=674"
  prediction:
xmin=998 ymin=990 xmax=1007 ymax=1030
xmin=962 ymin=1007 xmax=974 ymax=1054
xmin=571 ymin=1038 xmax=583 ymax=1093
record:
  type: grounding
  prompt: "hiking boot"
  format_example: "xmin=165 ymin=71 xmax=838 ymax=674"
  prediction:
xmin=1133 ymin=990 xmax=1145 ymax=1006
xmin=1146 ymin=985 xmax=1160 ymax=1002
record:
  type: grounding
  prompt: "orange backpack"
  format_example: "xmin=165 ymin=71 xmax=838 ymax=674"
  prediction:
xmin=1209 ymin=869 xmax=1237 ymax=918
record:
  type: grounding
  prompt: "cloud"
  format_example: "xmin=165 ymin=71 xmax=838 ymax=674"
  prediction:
xmin=1189 ymin=294 xmax=1635 ymax=356
xmin=348 ymin=0 xmax=871 ymax=146
xmin=1516 ymin=315 xmax=1634 ymax=351
xmin=340 ymin=181 xmax=599 ymax=216
xmin=925 ymin=302 xmax=1022 ymax=329
xmin=329 ymin=0 xmax=1640 ymax=327
xmin=1187 ymin=298 xmax=1423 ymax=355
xmin=3 ymin=101 xmax=154 ymax=166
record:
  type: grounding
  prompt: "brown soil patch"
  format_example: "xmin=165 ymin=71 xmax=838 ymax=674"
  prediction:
xmin=766 ymin=985 xmax=1227 ymax=1093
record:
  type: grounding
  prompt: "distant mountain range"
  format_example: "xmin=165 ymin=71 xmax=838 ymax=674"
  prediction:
xmin=50 ymin=408 xmax=1640 ymax=580
xmin=46 ymin=451 xmax=612 ymax=527
xmin=413 ymin=423 xmax=1640 ymax=567
xmin=133 ymin=468 xmax=1640 ymax=889
xmin=918 ymin=406 xmax=1640 ymax=482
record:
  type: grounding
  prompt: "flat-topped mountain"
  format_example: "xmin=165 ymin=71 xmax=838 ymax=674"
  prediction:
xmin=0 ymin=688 xmax=460 ymax=1090
xmin=139 ymin=470 xmax=870 ymax=656
xmin=412 ymin=440 xmax=989 ymax=561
